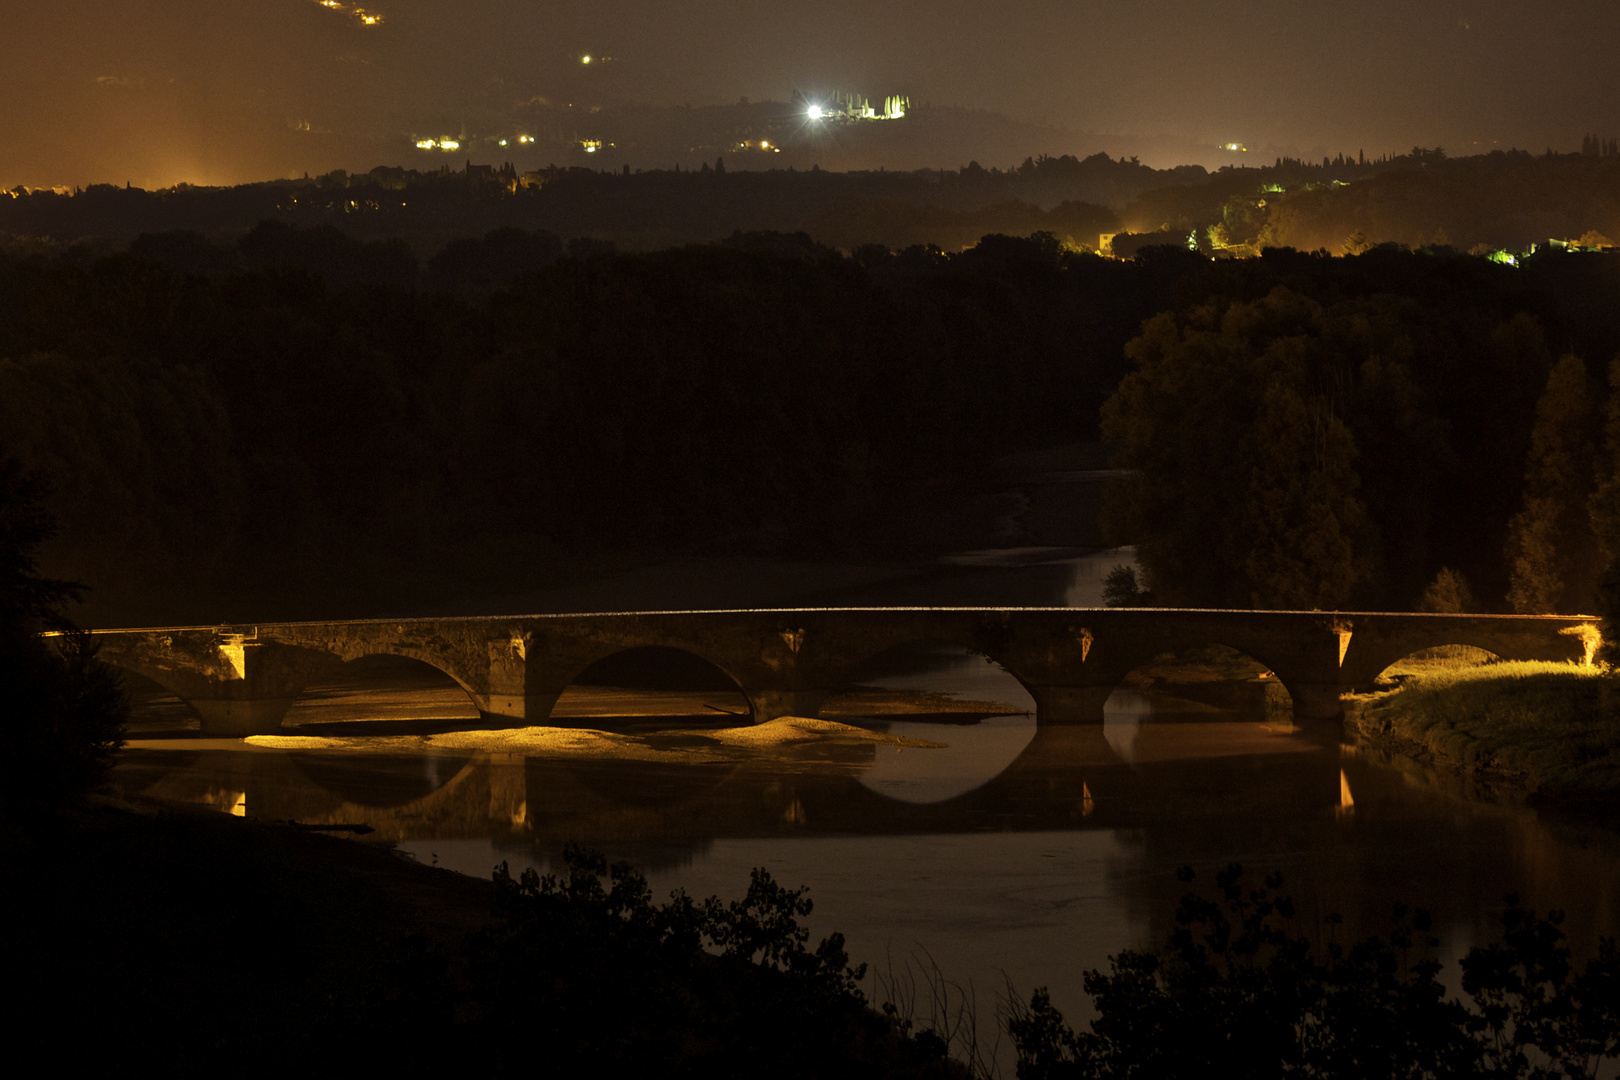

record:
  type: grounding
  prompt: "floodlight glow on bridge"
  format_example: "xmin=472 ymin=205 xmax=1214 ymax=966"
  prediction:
xmin=86 ymin=608 xmax=1599 ymax=737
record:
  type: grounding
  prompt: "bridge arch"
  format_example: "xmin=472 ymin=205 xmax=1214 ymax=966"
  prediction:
xmin=1103 ymin=625 xmax=1296 ymax=689
xmin=1102 ymin=641 xmax=1295 ymax=746
xmin=841 ymin=637 xmax=1038 ymax=803
xmin=1370 ymin=644 xmax=1501 ymax=688
xmin=1340 ymin=617 xmax=1596 ymax=687
xmin=549 ymin=644 xmax=754 ymax=723
xmin=313 ymin=645 xmax=486 ymax=708
xmin=99 ymin=657 xmax=205 ymax=720
xmin=281 ymin=653 xmax=483 ymax=731
xmin=843 ymin=637 xmax=1037 ymax=699
xmin=842 ymin=631 xmax=1042 ymax=709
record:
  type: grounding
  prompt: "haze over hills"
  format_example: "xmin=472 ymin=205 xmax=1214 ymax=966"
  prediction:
xmin=8 ymin=141 xmax=1620 ymax=260
xmin=14 ymin=0 xmax=1620 ymax=192
xmin=7 ymin=92 xmax=1302 ymax=192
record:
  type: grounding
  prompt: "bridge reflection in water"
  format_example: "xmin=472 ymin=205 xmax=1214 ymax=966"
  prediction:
xmin=110 ymin=649 xmax=1620 ymax=1067
xmin=115 ymin=710 xmax=1326 ymax=862
xmin=110 ymin=688 xmax=1620 ymax=975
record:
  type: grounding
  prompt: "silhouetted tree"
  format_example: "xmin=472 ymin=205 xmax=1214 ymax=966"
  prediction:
xmin=1009 ymin=866 xmax=1620 ymax=1079
xmin=1585 ymin=356 xmax=1620 ymax=652
xmin=1244 ymin=378 xmax=1370 ymax=609
xmin=1417 ymin=568 xmax=1478 ymax=613
xmin=0 ymin=456 xmax=127 ymax=819
xmin=1104 ymin=289 xmax=1374 ymax=608
xmin=1506 ymin=354 xmax=1600 ymax=613
xmin=1102 ymin=565 xmax=1153 ymax=607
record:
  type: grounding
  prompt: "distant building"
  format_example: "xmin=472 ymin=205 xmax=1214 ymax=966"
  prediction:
xmin=809 ymin=91 xmax=909 ymax=122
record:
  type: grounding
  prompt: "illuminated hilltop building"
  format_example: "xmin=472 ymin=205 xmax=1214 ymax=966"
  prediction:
xmin=806 ymin=92 xmax=909 ymax=122
xmin=311 ymin=0 xmax=383 ymax=26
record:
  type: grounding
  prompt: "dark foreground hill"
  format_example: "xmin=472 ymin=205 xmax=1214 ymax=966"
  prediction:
xmin=4 ymin=801 xmax=963 ymax=1077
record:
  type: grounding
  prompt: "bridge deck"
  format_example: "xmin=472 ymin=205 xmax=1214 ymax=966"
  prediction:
xmin=90 ymin=608 xmax=1598 ymax=736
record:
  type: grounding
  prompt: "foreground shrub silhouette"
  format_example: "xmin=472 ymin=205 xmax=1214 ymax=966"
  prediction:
xmin=11 ymin=825 xmax=964 ymax=1076
xmin=1008 ymin=865 xmax=1620 ymax=1079
xmin=463 ymin=845 xmax=960 ymax=1077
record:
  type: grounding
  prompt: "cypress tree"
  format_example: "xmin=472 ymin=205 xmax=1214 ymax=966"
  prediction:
xmin=1505 ymin=354 xmax=1600 ymax=613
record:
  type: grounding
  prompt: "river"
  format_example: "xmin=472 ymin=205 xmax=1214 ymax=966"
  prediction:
xmin=108 ymin=548 xmax=1620 ymax=1071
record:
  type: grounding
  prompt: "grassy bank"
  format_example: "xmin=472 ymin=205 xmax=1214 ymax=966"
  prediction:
xmin=1350 ymin=661 xmax=1620 ymax=811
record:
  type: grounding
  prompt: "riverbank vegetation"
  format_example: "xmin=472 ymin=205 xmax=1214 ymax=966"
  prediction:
xmin=1349 ymin=661 xmax=1620 ymax=812
xmin=1009 ymin=864 xmax=1620 ymax=1080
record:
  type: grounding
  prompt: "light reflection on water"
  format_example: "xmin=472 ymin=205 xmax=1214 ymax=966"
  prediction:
xmin=853 ymin=647 xmax=1037 ymax=803
xmin=1103 ymin=688 xmax=1151 ymax=762
xmin=113 ymin=642 xmax=1620 ymax=1070
xmin=858 ymin=716 xmax=1037 ymax=803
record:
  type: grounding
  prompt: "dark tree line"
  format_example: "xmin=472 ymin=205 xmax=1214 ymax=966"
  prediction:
xmin=0 ymin=228 xmax=1192 ymax=624
xmin=1 ymin=157 xmax=1159 ymax=254
xmin=1103 ymin=245 xmax=1620 ymax=614
xmin=9 ymin=222 xmax=1620 ymax=624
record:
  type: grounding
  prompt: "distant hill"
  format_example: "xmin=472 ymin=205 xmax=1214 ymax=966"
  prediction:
xmin=8 ymin=142 xmax=1620 ymax=261
xmin=1116 ymin=146 xmax=1620 ymax=255
xmin=0 ymin=153 xmax=1204 ymax=255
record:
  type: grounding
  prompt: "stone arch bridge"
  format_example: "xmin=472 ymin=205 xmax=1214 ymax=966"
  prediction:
xmin=89 ymin=608 xmax=1598 ymax=737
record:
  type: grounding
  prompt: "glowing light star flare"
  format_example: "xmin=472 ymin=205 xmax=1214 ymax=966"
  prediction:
xmin=807 ymin=105 xmax=823 ymax=119
xmin=310 ymin=0 xmax=384 ymax=26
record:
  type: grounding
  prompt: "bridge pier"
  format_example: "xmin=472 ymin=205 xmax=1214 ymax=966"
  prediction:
xmin=1026 ymin=684 xmax=1118 ymax=725
xmin=1286 ymin=682 xmax=1347 ymax=724
xmin=471 ymin=686 xmax=570 ymax=727
xmin=741 ymin=687 xmax=829 ymax=723
xmin=188 ymin=697 xmax=302 ymax=738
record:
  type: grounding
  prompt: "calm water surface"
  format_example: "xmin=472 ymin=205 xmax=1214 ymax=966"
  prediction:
xmin=113 ymin=642 xmax=1620 ymax=1067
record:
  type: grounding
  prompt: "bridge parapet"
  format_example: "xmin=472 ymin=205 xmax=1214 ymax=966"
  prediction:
xmin=89 ymin=608 xmax=1599 ymax=736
